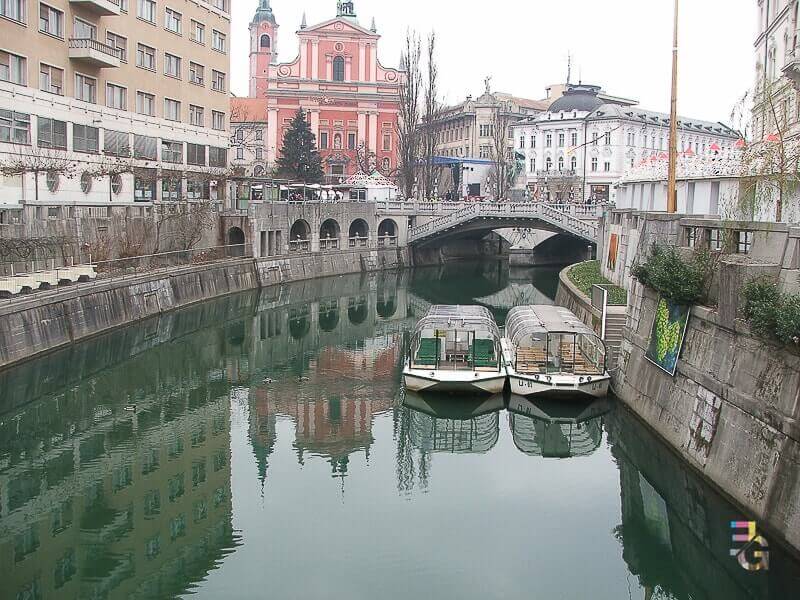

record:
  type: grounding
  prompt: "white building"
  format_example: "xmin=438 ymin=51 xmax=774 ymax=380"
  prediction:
xmin=511 ymin=84 xmax=740 ymax=204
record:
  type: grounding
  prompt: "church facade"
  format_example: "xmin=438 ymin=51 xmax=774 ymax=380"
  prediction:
xmin=237 ymin=0 xmax=403 ymax=182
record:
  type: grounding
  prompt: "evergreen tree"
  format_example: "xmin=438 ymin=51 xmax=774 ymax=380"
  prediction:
xmin=275 ymin=110 xmax=324 ymax=183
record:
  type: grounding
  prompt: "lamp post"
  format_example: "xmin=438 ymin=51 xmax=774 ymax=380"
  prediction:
xmin=667 ymin=0 xmax=679 ymax=213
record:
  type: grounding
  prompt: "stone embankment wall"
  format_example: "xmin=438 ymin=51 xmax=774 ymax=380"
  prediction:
xmin=616 ymin=281 xmax=800 ymax=553
xmin=0 ymin=247 xmax=408 ymax=370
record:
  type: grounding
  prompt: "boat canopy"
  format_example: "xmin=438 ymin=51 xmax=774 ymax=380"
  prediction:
xmin=506 ymin=305 xmax=598 ymax=347
xmin=413 ymin=305 xmax=500 ymax=338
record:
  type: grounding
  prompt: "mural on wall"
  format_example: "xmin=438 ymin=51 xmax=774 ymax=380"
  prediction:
xmin=645 ymin=296 xmax=690 ymax=376
xmin=607 ymin=233 xmax=619 ymax=271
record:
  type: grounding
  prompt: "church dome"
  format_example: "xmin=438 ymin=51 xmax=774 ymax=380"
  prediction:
xmin=548 ymin=84 xmax=604 ymax=114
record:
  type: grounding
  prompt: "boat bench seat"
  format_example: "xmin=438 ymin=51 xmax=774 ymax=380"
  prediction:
xmin=415 ymin=338 xmax=440 ymax=366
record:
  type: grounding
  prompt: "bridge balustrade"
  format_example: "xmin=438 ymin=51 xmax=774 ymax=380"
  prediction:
xmin=349 ymin=236 xmax=369 ymax=249
xmin=319 ymin=238 xmax=340 ymax=250
xmin=289 ymin=240 xmax=310 ymax=253
xmin=378 ymin=235 xmax=398 ymax=247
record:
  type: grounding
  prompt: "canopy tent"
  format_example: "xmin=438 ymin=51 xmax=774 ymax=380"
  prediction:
xmin=344 ymin=171 xmax=399 ymax=201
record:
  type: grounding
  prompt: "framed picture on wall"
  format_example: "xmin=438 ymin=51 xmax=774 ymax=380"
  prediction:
xmin=644 ymin=296 xmax=691 ymax=376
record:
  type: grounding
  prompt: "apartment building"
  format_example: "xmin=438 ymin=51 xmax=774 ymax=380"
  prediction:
xmin=0 ymin=0 xmax=231 ymax=217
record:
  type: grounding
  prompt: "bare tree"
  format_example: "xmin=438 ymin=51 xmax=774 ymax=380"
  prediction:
xmin=420 ymin=31 xmax=441 ymax=199
xmin=738 ymin=76 xmax=800 ymax=222
xmin=356 ymin=141 xmax=377 ymax=174
xmin=0 ymin=145 xmax=76 ymax=201
xmin=488 ymin=107 xmax=512 ymax=200
xmin=397 ymin=30 xmax=422 ymax=199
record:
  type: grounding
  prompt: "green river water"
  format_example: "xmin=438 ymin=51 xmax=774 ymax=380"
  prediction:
xmin=0 ymin=262 xmax=798 ymax=600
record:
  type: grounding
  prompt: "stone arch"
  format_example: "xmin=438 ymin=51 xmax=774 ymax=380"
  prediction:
xmin=349 ymin=218 xmax=369 ymax=239
xmin=348 ymin=296 xmax=368 ymax=325
xmin=320 ymin=218 xmax=341 ymax=240
xmin=228 ymin=226 xmax=245 ymax=257
xmin=378 ymin=218 xmax=397 ymax=238
xmin=319 ymin=301 xmax=340 ymax=332
xmin=289 ymin=312 xmax=310 ymax=340
xmin=376 ymin=295 xmax=397 ymax=319
xmin=290 ymin=219 xmax=311 ymax=252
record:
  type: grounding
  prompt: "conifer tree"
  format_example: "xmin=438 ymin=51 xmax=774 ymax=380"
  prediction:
xmin=275 ymin=110 xmax=324 ymax=183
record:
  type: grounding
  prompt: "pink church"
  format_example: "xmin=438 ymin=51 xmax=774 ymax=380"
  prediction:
xmin=244 ymin=0 xmax=403 ymax=182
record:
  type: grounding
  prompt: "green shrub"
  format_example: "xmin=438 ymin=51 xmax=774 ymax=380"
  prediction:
xmin=742 ymin=279 xmax=800 ymax=348
xmin=631 ymin=244 xmax=708 ymax=305
xmin=567 ymin=260 xmax=628 ymax=305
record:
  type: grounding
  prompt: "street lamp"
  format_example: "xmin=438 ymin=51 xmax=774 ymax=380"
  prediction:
xmin=462 ymin=165 xmax=474 ymax=200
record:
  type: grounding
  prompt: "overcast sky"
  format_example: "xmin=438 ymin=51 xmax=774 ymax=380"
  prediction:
xmin=231 ymin=0 xmax=756 ymax=125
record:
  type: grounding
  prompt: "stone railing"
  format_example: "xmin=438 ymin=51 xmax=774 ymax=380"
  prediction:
xmin=408 ymin=202 xmax=599 ymax=244
xmin=375 ymin=200 xmax=602 ymax=218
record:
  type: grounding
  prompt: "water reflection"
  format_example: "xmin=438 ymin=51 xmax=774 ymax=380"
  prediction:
xmin=2 ymin=264 xmax=800 ymax=600
xmin=507 ymin=395 xmax=610 ymax=458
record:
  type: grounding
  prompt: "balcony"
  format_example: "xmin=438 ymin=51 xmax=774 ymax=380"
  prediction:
xmin=69 ymin=0 xmax=121 ymax=16
xmin=783 ymin=55 xmax=800 ymax=89
xmin=69 ymin=38 xmax=122 ymax=68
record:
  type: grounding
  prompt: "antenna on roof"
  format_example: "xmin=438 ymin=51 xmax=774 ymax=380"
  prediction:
xmin=566 ymin=53 xmax=572 ymax=85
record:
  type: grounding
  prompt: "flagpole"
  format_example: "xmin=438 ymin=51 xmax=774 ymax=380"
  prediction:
xmin=667 ymin=0 xmax=679 ymax=213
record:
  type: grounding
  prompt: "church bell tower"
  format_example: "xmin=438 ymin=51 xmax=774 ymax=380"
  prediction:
xmin=249 ymin=0 xmax=278 ymax=97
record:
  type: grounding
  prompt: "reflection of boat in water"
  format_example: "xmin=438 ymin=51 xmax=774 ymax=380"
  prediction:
xmin=403 ymin=305 xmax=506 ymax=394
xmin=507 ymin=394 xmax=612 ymax=458
xmin=402 ymin=389 xmax=504 ymax=453
xmin=502 ymin=305 xmax=611 ymax=399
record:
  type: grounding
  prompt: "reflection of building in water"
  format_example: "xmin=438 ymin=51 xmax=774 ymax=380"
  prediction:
xmin=396 ymin=393 xmax=504 ymax=494
xmin=0 ymin=384 xmax=236 ymax=600
xmin=507 ymin=396 xmax=608 ymax=458
xmin=607 ymin=405 xmax=800 ymax=600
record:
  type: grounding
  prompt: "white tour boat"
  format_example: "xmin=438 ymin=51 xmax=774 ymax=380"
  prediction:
xmin=502 ymin=305 xmax=611 ymax=399
xmin=403 ymin=305 xmax=506 ymax=394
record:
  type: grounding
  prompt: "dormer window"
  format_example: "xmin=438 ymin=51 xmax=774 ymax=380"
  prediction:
xmin=333 ymin=56 xmax=345 ymax=82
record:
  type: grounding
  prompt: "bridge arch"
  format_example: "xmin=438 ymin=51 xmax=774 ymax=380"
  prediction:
xmin=349 ymin=218 xmax=369 ymax=239
xmin=290 ymin=219 xmax=311 ymax=241
xmin=378 ymin=218 xmax=397 ymax=238
xmin=348 ymin=296 xmax=368 ymax=325
xmin=320 ymin=219 xmax=341 ymax=240
xmin=377 ymin=295 xmax=397 ymax=319
xmin=319 ymin=300 xmax=340 ymax=332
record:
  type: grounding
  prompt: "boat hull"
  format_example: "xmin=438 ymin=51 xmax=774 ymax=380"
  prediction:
xmin=508 ymin=373 xmax=610 ymax=399
xmin=403 ymin=368 xmax=506 ymax=394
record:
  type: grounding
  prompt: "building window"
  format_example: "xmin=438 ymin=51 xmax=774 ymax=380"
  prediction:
xmin=134 ymin=134 xmax=157 ymax=160
xmin=260 ymin=34 xmax=270 ymax=48
xmin=519 ymin=135 xmax=525 ymax=149
xmin=80 ymin=171 xmax=92 ymax=194
xmin=161 ymin=140 xmax=183 ymax=163
xmin=191 ymin=20 xmax=205 ymax=44
xmin=165 ymin=8 xmax=181 ymax=33
xmin=0 ymin=50 xmax=26 ymax=85
xmin=187 ymin=142 xmax=206 ymax=166
xmin=211 ymin=29 xmax=226 ymax=52
xmin=737 ymin=231 xmax=753 ymax=254
xmin=531 ymin=135 xmax=536 ymax=148
xmin=529 ymin=157 xmax=535 ymax=172
xmin=189 ymin=62 xmax=204 ymax=85
xmin=570 ymin=156 xmax=577 ymax=171
xmin=164 ymin=53 xmax=181 ymax=78
xmin=255 ymin=128 xmax=263 ymax=141
xmin=111 ymin=174 xmax=122 ymax=194
xmin=104 ymin=129 xmax=130 ymax=156
xmin=235 ymin=146 xmax=243 ymax=160
xmin=545 ymin=133 xmax=552 ymax=147
xmin=138 ymin=0 xmax=156 ymax=23
xmin=164 ymin=98 xmax=181 ymax=121
xmin=46 ymin=170 xmax=59 ymax=192
xmin=604 ymin=161 xmax=611 ymax=172
xmin=571 ymin=132 xmax=578 ymax=146
xmin=73 ymin=17 xmax=96 ymax=40
xmin=211 ymin=70 xmax=225 ymax=92
xmin=189 ymin=104 xmax=204 ymax=126
xmin=136 ymin=43 xmax=155 ymax=70
xmin=686 ymin=227 xmax=697 ymax=248
xmin=106 ymin=32 xmax=127 ymax=62
xmin=256 ymin=147 xmax=263 ymax=160
xmin=0 ymin=0 xmax=25 ymax=23
xmin=557 ymin=156 xmax=564 ymax=171
xmin=75 ymin=73 xmax=97 ymax=103
xmin=558 ymin=133 xmax=564 ymax=147
xmin=347 ymin=133 xmax=356 ymax=149
xmin=545 ymin=157 xmax=552 ymax=171
xmin=383 ymin=133 xmax=391 ymax=151
xmin=106 ymin=83 xmax=127 ymax=110
xmin=73 ymin=123 xmax=99 ymax=153
xmin=134 ymin=168 xmax=156 ymax=201
xmin=333 ymin=56 xmax=345 ymax=82
xmin=604 ymin=132 xmax=611 ymax=145
xmin=591 ymin=157 xmax=598 ymax=171
xmin=211 ymin=110 xmax=225 ymax=131
xmin=39 ymin=4 xmax=63 ymax=37
xmin=710 ymin=229 xmax=723 ymax=251
xmin=592 ymin=133 xmax=598 ymax=146
xmin=37 ymin=117 xmax=66 ymax=149
xmin=136 ymin=91 xmax=155 ymax=116
xmin=161 ymin=172 xmax=182 ymax=201
xmin=209 ymin=146 xmax=227 ymax=167
xmin=320 ymin=131 xmax=328 ymax=149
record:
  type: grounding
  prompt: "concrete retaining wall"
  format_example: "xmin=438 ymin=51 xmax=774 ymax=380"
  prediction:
xmin=615 ymin=281 xmax=800 ymax=553
xmin=0 ymin=246 xmax=409 ymax=370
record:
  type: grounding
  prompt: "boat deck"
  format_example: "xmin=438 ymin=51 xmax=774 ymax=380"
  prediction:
xmin=515 ymin=344 xmax=602 ymax=376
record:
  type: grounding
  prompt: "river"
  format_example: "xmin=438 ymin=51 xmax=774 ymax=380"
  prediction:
xmin=0 ymin=262 xmax=797 ymax=600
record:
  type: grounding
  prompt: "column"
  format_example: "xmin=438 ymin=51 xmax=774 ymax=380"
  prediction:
xmin=310 ymin=109 xmax=320 ymax=140
xmin=358 ymin=43 xmax=366 ymax=81
xmin=358 ymin=112 xmax=367 ymax=145
xmin=311 ymin=41 xmax=319 ymax=79
xmin=300 ymin=41 xmax=308 ymax=78
xmin=368 ymin=44 xmax=376 ymax=82
xmin=368 ymin=113 xmax=378 ymax=156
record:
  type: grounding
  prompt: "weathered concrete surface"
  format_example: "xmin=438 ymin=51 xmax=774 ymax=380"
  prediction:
xmin=616 ymin=281 xmax=800 ymax=553
xmin=0 ymin=247 xmax=409 ymax=370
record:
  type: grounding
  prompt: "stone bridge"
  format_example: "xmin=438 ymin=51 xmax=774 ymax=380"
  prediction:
xmin=396 ymin=202 xmax=599 ymax=247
